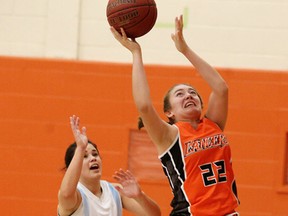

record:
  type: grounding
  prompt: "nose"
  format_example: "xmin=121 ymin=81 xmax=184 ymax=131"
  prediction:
xmin=185 ymin=92 xmax=193 ymax=99
xmin=90 ymin=155 xmax=97 ymax=162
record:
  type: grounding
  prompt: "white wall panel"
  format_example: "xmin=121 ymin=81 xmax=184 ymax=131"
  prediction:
xmin=46 ymin=0 xmax=80 ymax=58
xmin=0 ymin=0 xmax=287 ymax=70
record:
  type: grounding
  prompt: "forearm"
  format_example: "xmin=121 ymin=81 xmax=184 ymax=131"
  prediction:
xmin=134 ymin=191 xmax=161 ymax=216
xmin=59 ymin=147 xmax=85 ymax=198
xmin=183 ymin=47 xmax=228 ymax=94
xmin=131 ymin=50 xmax=153 ymax=113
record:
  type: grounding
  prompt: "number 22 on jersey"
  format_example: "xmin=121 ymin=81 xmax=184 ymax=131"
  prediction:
xmin=199 ymin=160 xmax=227 ymax=187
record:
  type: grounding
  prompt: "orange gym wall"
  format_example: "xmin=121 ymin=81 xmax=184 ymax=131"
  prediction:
xmin=0 ymin=56 xmax=287 ymax=216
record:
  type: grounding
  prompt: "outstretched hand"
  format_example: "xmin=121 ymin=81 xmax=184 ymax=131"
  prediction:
xmin=113 ymin=169 xmax=142 ymax=198
xmin=110 ymin=27 xmax=141 ymax=54
xmin=171 ymin=15 xmax=189 ymax=54
xmin=70 ymin=115 xmax=88 ymax=150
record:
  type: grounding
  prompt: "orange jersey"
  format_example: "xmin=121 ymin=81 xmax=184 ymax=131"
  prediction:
xmin=159 ymin=118 xmax=240 ymax=216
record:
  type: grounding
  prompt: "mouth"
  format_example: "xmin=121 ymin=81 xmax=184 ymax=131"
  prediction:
xmin=184 ymin=101 xmax=196 ymax=108
xmin=90 ymin=164 xmax=99 ymax=170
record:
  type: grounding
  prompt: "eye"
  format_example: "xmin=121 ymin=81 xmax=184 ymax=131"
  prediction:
xmin=176 ymin=92 xmax=183 ymax=97
xmin=189 ymin=90 xmax=197 ymax=96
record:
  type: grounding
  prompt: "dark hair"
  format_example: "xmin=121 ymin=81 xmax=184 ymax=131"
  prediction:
xmin=138 ymin=83 xmax=203 ymax=129
xmin=64 ymin=140 xmax=99 ymax=170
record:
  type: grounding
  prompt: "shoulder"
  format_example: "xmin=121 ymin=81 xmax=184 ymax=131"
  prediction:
xmin=101 ymin=181 xmax=121 ymax=194
xmin=110 ymin=182 xmax=121 ymax=187
xmin=57 ymin=189 xmax=82 ymax=216
xmin=101 ymin=180 xmax=118 ymax=187
xmin=101 ymin=180 xmax=113 ymax=189
xmin=203 ymin=117 xmax=222 ymax=130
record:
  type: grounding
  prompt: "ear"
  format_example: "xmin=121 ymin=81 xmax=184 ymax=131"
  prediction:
xmin=165 ymin=110 xmax=174 ymax=119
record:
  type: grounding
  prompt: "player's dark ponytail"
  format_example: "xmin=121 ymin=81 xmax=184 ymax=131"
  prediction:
xmin=138 ymin=117 xmax=144 ymax=130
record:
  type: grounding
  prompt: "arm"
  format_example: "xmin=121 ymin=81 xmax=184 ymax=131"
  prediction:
xmin=110 ymin=27 xmax=177 ymax=154
xmin=58 ymin=115 xmax=88 ymax=215
xmin=171 ymin=15 xmax=228 ymax=130
xmin=113 ymin=169 xmax=161 ymax=216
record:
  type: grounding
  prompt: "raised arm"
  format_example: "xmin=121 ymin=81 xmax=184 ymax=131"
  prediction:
xmin=58 ymin=115 xmax=87 ymax=215
xmin=110 ymin=27 xmax=177 ymax=154
xmin=113 ymin=169 xmax=161 ymax=216
xmin=172 ymin=15 xmax=228 ymax=130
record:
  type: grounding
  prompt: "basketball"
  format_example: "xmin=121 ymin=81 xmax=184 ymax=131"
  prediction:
xmin=106 ymin=0 xmax=157 ymax=38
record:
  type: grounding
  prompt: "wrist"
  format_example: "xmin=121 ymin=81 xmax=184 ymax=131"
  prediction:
xmin=134 ymin=190 xmax=145 ymax=201
xmin=181 ymin=46 xmax=190 ymax=56
xmin=75 ymin=145 xmax=86 ymax=154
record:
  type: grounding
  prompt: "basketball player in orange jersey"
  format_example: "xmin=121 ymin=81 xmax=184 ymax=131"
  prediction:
xmin=110 ymin=14 xmax=240 ymax=216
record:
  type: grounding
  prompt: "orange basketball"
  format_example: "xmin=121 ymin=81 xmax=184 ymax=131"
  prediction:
xmin=106 ymin=0 xmax=157 ymax=38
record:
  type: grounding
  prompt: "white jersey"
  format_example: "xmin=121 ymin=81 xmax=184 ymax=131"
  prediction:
xmin=71 ymin=180 xmax=122 ymax=216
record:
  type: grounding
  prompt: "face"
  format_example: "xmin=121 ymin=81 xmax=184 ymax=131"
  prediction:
xmin=166 ymin=84 xmax=202 ymax=122
xmin=80 ymin=143 xmax=102 ymax=181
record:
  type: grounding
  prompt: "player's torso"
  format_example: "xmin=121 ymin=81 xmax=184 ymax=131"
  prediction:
xmin=161 ymin=118 xmax=239 ymax=215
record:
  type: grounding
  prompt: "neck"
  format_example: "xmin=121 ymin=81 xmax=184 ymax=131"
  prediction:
xmin=177 ymin=118 xmax=201 ymax=129
xmin=80 ymin=179 xmax=102 ymax=197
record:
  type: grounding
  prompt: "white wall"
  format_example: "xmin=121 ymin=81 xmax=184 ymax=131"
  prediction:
xmin=0 ymin=0 xmax=288 ymax=70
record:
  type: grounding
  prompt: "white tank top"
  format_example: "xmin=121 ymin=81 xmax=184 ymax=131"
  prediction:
xmin=71 ymin=180 xmax=122 ymax=216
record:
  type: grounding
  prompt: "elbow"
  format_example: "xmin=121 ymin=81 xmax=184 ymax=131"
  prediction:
xmin=143 ymin=205 xmax=161 ymax=216
xmin=58 ymin=190 xmax=69 ymax=199
xmin=218 ymin=80 xmax=228 ymax=96
xmin=136 ymin=101 xmax=153 ymax=115
xmin=155 ymin=206 xmax=162 ymax=216
xmin=58 ymin=189 xmax=74 ymax=200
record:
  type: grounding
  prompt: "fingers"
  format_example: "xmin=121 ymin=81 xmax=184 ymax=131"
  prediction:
xmin=175 ymin=15 xmax=183 ymax=31
xmin=70 ymin=115 xmax=79 ymax=134
xmin=120 ymin=28 xmax=127 ymax=38
xmin=171 ymin=33 xmax=175 ymax=42
xmin=70 ymin=115 xmax=79 ymax=125
xmin=114 ymin=185 xmax=122 ymax=192
xmin=110 ymin=26 xmax=127 ymax=40
xmin=70 ymin=115 xmax=86 ymax=138
xmin=179 ymin=14 xmax=183 ymax=27
xmin=81 ymin=126 xmax=87 ymax=137
xmin=113 ymin=168 xmax=126 ymax=181
xmin=113 ymin=169 xmax=134 ymax=182
xmin=174 ymin=16 xmax=179 ymax=32
xmin=110 ymin=26 xmax=119 ymax=37
xmin=125 ymin=170 xmax=135 ymax=180
xmin=172 ymin=14 xmax=183 ymax=40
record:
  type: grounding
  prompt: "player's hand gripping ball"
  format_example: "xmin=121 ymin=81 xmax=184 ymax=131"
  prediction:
xmin=106 ymin=0 xmax=157 ymax=38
